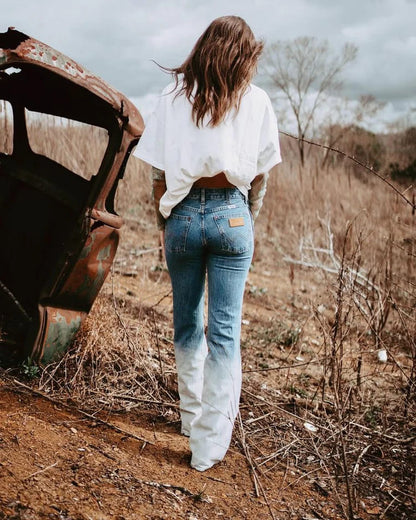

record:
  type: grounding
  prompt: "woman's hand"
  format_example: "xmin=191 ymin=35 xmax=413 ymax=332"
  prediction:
xmin=159 ymin=229 xmax=165 ymax=262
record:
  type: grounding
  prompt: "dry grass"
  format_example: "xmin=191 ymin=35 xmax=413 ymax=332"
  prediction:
xmin=38 ymin=294 xmax=177 ymax=409
xmin=2 ymin=120 xmax=415 ymax=519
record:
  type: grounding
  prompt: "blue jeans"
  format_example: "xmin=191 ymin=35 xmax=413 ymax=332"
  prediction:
xmin=165 ymin=187 xmax=254 ymax=471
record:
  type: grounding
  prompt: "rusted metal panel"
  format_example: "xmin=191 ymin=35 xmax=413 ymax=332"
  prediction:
xmin=38 ymin=307 xmax=86 ymax=364
xmin=28 ymin=222 xmax=119 ymax=363
xmin=0 ymin=28 xmax=144 ymax=137
xmin=0 ymin=28 xmax=144 ymax=365
xmin=57 ymin=222 xmax=120 ymax=309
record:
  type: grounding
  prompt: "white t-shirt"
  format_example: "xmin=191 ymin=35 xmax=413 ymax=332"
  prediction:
xmin=134 ymin=82 xmax=281 ymax=218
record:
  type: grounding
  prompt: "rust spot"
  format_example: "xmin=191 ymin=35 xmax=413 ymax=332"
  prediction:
xmin=0 ymin=27 xmax=144 ymax=364
xmin=59 ymin=225 xmax=119 ymax=307
xmin=41 ymin=307 xmax=85 ymax=363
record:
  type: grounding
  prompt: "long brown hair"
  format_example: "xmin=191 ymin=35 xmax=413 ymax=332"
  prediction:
xmin=165 ymin=16 xmax=263 ymax=127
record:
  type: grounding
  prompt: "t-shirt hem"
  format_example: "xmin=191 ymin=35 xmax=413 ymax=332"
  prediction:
xmin=258 ymin=155 xmax=282 ymax=174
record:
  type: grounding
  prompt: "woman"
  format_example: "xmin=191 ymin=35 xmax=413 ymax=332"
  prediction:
xmin=134 ymin=15 xmax=281 ymax=471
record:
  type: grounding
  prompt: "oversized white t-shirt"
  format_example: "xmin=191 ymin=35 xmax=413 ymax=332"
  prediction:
xmin=134 ymin=82 xmax=281 ymax=218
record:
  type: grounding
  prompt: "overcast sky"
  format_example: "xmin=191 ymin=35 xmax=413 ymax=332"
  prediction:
xmin=2 ymin=0 xmax=415 ymax=131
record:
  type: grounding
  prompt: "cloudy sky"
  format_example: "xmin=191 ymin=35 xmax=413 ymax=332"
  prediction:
xmin=2 ymin=0 xmax=415 ymax=131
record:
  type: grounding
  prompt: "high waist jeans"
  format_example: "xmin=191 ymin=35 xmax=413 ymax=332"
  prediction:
xmin=164 ymin=187 xmax=254 ymax=471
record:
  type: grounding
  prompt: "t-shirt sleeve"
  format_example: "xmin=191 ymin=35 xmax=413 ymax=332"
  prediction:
xmin=257 ymin=94 xmax=282 ymax=174
xmin=133 ymin=91 xmax=166 ymax=170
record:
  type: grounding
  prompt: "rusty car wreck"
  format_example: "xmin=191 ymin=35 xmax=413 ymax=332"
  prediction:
xmin=0 ymin=28 xmax=144 ymax=364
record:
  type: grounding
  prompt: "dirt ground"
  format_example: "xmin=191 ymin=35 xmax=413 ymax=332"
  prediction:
xmin=1 ymin=220 xmax=414 ymax=520
xmin=0 ymin=378 xmax=346 ymax=520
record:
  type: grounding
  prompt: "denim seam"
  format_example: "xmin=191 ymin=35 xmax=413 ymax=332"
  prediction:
xmin=174 ymin=201 xmax=246 ymax=215
xmin=173 ymin=205 xmax=200 ymax=213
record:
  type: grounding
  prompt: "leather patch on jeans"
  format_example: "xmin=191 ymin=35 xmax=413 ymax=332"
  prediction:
xmin=229 ymin=217 xmax=245 ymax=227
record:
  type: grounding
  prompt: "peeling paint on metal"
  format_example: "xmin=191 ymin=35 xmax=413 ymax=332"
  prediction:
xmin=42 ymin=308 xmax=83 ymax=364
xmin=0 ymin=28 xmax=144 ymax=364
xmin=79 ymin=234 xmax=95 ymax=260
xmin=1 ymin=29 xmax=144 ymax=136
xmin=59 ymin=225 xmax=119 ymax=307
xmin=16 ymin=41 xmax=87 ymax=80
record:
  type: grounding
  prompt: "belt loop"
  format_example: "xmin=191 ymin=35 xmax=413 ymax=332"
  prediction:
xmin=225 ymin=188 xmax=230 ymax=203
xmin=201 ymin=188 xmax=205 ymax=204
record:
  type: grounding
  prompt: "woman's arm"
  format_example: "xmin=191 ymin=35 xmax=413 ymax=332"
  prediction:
xmin=248 ymin=173 xmax=269 ymax=221
xmin=151 ymin=166 xmax=167 ymax=230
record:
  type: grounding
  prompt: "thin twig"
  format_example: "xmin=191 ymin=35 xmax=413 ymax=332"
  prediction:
xmin=237 ymin=414 xmax=277 ymax=520
xmin=24 ymin=461 xmax=59 ymax=480
xmin=243 ymin=388 xmax=415 ymax=444
xmin=9 ymin=378 xmax=154 ymax=445
xmin=243 ymin=359 xmax=321 ymax=373
xmin=0 ymin=279 xmax=31 ymax=321
xmin=152 ymin=289 xmax=173 ymax=308
xmin=245 ymin=411 xmax=274 ymax=425
xmin=352 ymin=444 xmax=371 ymax=477
xmin=280 ymin=130 xmax=416 ymax=211
xmin=242 ymin=388 xmax=332 ymax=433
xmin=109 ymin=393 xmax=178 ymax=408
xmin=134 ymin=478 xmax=202 ymax=499
xmin=379 ymin=492 xmax=400 ymax=520
xmin=110 ymin=265 xmax=133 ymax=350
xmin=256 ymin=438 xmax=299 ymax=467
xmin=348 ymin=421 xmax=415 ymax=445
xmin=279 ymin=467 xmax=322 ymax=493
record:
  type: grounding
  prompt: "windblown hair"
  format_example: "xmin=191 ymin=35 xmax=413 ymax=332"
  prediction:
xmin=165 ymin=16 xmax=264 ymax=127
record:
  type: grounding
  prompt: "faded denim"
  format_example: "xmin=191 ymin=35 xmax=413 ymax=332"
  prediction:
xmin=165 ymin=187 xmax=253 ymax=471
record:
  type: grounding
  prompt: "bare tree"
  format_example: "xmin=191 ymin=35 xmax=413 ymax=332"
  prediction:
xmin=261 ymin=37 xmax=358 ymax=166
xmin=319 ymin=95 xmax=386 ymax=168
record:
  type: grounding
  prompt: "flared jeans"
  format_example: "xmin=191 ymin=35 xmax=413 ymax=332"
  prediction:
xmin=164 ymin=187 xmax=254 ymax=471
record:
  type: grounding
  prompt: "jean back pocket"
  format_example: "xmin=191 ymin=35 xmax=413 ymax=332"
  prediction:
xmin=165 ymin=214 xmax=192 ymax=253
xmin=213 ymin=211 xmax=253 ymax=254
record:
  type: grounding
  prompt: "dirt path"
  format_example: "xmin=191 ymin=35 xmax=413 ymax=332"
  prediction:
xmin=0 ymin=378 xmax=344 ymax=520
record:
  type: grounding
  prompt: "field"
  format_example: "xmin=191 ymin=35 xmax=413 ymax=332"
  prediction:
xmin=0 ymin=127 xmax=415 ymax=520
